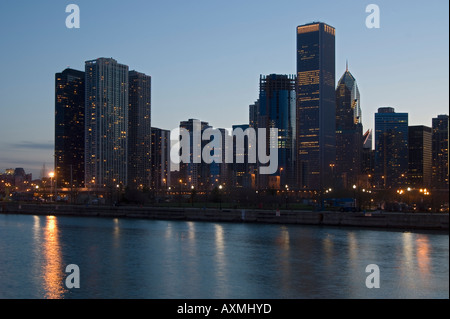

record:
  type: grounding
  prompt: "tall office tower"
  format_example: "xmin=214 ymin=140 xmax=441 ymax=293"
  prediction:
xmin=257 ymin=74 xmax=296 ymax=189
xmin=55 ymin=68 xmax=85 ymax=189
xmin=408 ymin=126 xmax=432 ymax=188
xmin=85 ymin=58 xmax=129 ymax=189
xmin=296 ymin=22 xmax=336 ymax=190
xmin=374 ymin=107 xmax=409 ymax=189
xmin=432 ymin=115 xmax=449 ymax=189
xmin=335 ymin=65 xmax=363 ymax=189
xmin=128 ymin=70 xmax=152 ymax=190
xmin=151 ymin=127 xmax=171 ymax=190
xmin=179 ymin=119 xmax=211 ymax=190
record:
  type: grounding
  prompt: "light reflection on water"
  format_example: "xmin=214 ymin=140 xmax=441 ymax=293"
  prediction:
xmin=0 ymin=214 xmax=448 ymax=299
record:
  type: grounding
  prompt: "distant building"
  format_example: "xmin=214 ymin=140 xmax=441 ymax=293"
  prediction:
xmin=432 ymin=115 xmax=449 ymax=189
xmin=361 ymin=130 xmax=375 ymax=185
xmin=151 ymin=127 xmax=171 ymax=190
xmin=128 ymin=70 xmax=152 ymax=190
xmin=55 ymin=68 xmax=85 ymax=188
xmin=230 ymin=124 xmax=252 ymax=189
xmin=296 ymin=22 xmax=336 ymax=190
xmin=179 ymin=119 xmax=211 ymax=190
xmin=408 ymin=126 xmax=432 ymax=188
xmin=85 ymin=58 xmax=129 ymax=189
xmin=335 ymin=65 xmax=363 ymax=189
xmin=374 ymin=107 xmax=409 ymax=189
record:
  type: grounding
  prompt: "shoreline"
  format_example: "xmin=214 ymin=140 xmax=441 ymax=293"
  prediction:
xmin=1 ymin=202 xmax=448 ymax=231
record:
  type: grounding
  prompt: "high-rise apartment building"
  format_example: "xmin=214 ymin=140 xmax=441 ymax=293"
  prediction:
xmin=128 ymin=70 xmax=152 ymax=190
xmin=85 ymin=58 xmax=129 ymax=189
xmin=296 ymin=22 xmax=336 ymax=190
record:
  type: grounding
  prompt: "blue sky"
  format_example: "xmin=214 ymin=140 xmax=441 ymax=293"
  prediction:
xmin=0 ymin=0 xmax=448 ymax=178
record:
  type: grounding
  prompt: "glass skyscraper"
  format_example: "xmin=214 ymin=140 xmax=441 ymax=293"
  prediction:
xmin=257 ymin=74 xmax=296 ymax=189
xmin=374 ymin=107 xmax=409 ymax=189
xmin=85 ymin=58 xmax=129 ymax=189
xmin=335 ymin=65 xmax=363 ymax=189
xmin=55 ymin=68 xmax=85 ymax=189
xmin=296 ymin=22 xmax=336 ymax=190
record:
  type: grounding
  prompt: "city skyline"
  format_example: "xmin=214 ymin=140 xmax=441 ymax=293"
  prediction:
xmin=0 ymin=0 xmax=448 ymax=178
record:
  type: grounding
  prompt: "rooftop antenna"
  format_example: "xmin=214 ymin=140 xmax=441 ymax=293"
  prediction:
xmin=346 ymin=59 xmax=348 ymax=72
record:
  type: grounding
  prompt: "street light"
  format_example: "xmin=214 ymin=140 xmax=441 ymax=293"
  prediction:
xmin=219 ymin=185 xmax=223 ymax=210
xmin=353 ymin=185 xmax=357 ymax=210
xmin=49 ymin=172 xmax=55 ymax=202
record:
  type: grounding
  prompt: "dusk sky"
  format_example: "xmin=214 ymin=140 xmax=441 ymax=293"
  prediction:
xmin=0 ymin=0 xmax=448 ymax=178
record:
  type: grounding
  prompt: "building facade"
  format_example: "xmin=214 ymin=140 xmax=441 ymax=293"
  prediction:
xmin=296 ymin=22 xmax=336 ymax=190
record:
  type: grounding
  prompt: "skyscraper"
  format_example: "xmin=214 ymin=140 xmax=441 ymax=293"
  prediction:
xmin=374 ymin=107 xmax=409 ymax=189
xmin=55 ymin=68 xmax=85 ymax=188
xmin=335 ymin=65 xmax=363 ymax=189
xmin=258 ymin=74 xmax=296 ymax=189
xmin=408 ymin=126 xmax=432 ymax=188
xmin=128 ymin=70 xmax=152 ymax=190
xmin=432 ymin=115 xmax=449 ymax=189
xmin=85 ymin=58 xmax=129 ymax=189
xmin=296 ymin=22 xmax=336 ymax=190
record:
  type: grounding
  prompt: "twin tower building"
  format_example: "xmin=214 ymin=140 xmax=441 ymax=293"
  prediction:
xmin=56 ymin=22 xmax=430 ymax=192
xmin=55 ymin=58 xmax=169 ymax=191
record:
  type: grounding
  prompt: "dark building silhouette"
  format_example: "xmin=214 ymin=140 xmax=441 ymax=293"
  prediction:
xmin=432 ymin=115 xmax=449 ymax=189
xmin=55 ymin=68 xmax=85 ymax=188
xmin=296 ymin=22 xmax=336 ymax=190
xmin=179 ymin=119 xmax=211 ymax=190
xmin=362 ymin=129 xmax=375 ymax=186
xmin=151 ymin=127 xmax=170 ymax=191
xmin=257 ymin=74 xmax=296 ymax=189
xmin=408 ymin=126 xmax=432 ymax=188
xmin=374 ymin=107 xmax=409 ymax=189
xmin=231 ymin=124 xmax=252 ymax=189
xmin=335 ymin=65 xmax=363 ymax=189
xmin=128 ymin=70 xmax=152 ymax=190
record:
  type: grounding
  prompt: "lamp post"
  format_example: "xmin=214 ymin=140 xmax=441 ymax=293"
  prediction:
xmin=49 ymin=172 xmax=55 ymax=202
xmin=353 ymin=184 xmax=357 ymax=211
xmin=219 ymin=185 xmax=223 ymax=210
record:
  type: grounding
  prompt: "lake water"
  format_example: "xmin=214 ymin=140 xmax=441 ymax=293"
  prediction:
xmin=0 ymin=213 xmax=448 ymax=299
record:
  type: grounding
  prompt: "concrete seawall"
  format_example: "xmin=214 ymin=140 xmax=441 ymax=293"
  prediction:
xmin=1 ymin=203 xmax=448 ymax=231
